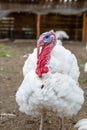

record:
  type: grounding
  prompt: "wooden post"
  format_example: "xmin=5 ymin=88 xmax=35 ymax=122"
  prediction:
xmin=74 ymin=17 xmax=78 ymax=41
xmin=36 ymin=14 xmax=41 ymax=38
xmin=82 ymin=13 xmax=87 ymax=43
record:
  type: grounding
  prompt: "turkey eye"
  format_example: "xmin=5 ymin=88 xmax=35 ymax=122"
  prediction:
xmin=45 ymin=35 xmax=49 ymax=39
xmin=43 ymin=33 xmax=52 ymax=43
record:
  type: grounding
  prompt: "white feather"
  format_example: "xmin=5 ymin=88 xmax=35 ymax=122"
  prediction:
xmin=16 ymin=70 xmax=84 ymax=118
xmin=74 ymin=119 xmax=87 ymax=130
xmin=56 ymin=39 xmax=63 ymax=45
xmin=84 ymin=62 xmax=87 ymax=73
xmin=23 ymin=44 xmax=80 ymax=82
xmin=55 ymin=31 xmax=69 ymax=40
xmin=86 ymin=42 xmax=87 ymax=50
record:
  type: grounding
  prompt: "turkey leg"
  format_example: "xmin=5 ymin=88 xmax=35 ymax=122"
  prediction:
xmin=59 ymin=117 xmax=66 ymax=130
xmin=39 ymin=112 xmax=46 ymax=130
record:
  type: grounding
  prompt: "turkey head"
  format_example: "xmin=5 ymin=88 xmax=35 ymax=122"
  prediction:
xmin=35 ymin=31 xmax=56 ymax=78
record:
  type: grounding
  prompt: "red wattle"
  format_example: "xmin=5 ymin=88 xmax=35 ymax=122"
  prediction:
xmin=36 ymin=36 xmax=55 ymax=78
xmin=35 ymin=68 xmax=42 ymax=78
xmin=41 ymin=66 xmax=49 ymax=73
xmin=35 ymin=66 xmax=49 ymax=78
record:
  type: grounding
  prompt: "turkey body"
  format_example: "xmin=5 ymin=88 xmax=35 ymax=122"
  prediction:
xmin=84 ymin=62 xmax=87 ymax=73
xmin=74 ymin=119 xmax=87 ymax=130
xmin=55 ymin=31 xmax=69 ymax=40
xmin=16 ymin=31 xmax=84 ymax=130
xmin=16 ymin=70 xmax=84 ymax=119
xmin=23 ymin=44 xmax=80 ymax=82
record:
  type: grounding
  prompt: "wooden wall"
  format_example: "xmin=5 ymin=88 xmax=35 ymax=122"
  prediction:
xmin=0 ymin=13 xmax=36 ymax=39
xmin=0 ymin=12 xmax=83 ymax=41
xmin=41 ymin=14 xmax=83 ymax=41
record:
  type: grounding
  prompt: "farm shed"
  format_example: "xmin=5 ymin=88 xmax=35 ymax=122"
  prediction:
xmin=0 ymin=0 xmax=87 ymax=43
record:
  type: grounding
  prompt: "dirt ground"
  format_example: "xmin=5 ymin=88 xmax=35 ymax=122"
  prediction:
xmin=0 ymin=40 xmax=87 ymax=130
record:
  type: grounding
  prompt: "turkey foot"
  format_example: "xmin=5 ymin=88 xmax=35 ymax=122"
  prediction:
xmin=59 ymin=117 xmax=66 ymax=130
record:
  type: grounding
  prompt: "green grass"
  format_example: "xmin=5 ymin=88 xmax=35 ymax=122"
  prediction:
xmin=0 ymin=46 xmax=14 ymax=57
xmin=0 ymin=43 xmax=15 ymax=57
xmin=0 ymin=44 xmax=5 ymax=48
xmin=0 ymin=51 xmax=15 ymax=57
xmin=79 ymin=79 xmax=87 ymax=84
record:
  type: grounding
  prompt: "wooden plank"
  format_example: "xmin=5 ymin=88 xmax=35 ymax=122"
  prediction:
xmin=36 ymin=14 xmax=40 ymax=38
xmin=82 ymin=13 xmax=87 ymax=43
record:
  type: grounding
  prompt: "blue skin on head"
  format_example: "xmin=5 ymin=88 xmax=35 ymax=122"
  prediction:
xmin=42 ymin=32 xmax=52 ymax=43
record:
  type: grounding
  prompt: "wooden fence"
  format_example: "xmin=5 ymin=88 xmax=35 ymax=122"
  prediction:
xmin=0 ymin=12 xmax=83 ymax=41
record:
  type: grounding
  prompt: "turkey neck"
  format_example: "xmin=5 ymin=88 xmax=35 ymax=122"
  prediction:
xmin=35 ymin=41 xmax=55 ymax=78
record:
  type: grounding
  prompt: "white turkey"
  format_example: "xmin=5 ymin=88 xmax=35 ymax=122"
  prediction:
xmin=16 ymin=31 xmax=84 ymax=130
xmin=55 ymin=30 xmax=69 ymax=45
xmin=74 ymin=119 xmax=87 ymax=130
xmin=86 ymin=42 xmax=87 ymax=50
xmin=55 ymin=30 xmax=69 ymax=40
xmin=23 ymin=33 xmax=80 ymax=82
xmin=84 ymin=62 xmax=87 ymax=73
